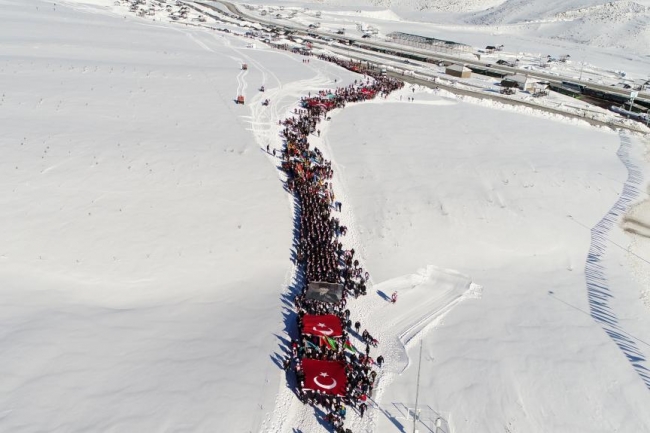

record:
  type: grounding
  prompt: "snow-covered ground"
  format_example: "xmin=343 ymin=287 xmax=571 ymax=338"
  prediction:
xmin=324 ymin=88 xmax=650 ymax=432
xmin=2 ymin=0 xmax=650 ymax=432
xmin=0 ymin=0 xmax=351 ymax=430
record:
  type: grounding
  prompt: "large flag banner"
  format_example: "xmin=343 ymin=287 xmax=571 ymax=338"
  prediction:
xmin=302 ymin=359 xmax=347 ymax=396
xmin=302 ymin=314 xmax=343 ymax=338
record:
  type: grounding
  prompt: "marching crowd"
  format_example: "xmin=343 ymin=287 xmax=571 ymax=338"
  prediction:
xmin=279 ymin=58 xmax=404 ymax=432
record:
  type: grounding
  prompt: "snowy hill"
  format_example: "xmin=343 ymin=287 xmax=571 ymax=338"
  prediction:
xmin=466 ymin=0 xmax=647 ymax=24
xmin=3 ymin=0 xmax=650 ymax=432
xmin=250 ymin=0 xmax=650 ymax=54
xmin=259 ymin=0 xmax=507 ymax=13
xmin=465 ymin=0 xmax=650 ymax=52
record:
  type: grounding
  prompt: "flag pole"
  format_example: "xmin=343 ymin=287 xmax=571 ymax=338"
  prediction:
xmin=412 ymin=340 xmax=423 ymax=433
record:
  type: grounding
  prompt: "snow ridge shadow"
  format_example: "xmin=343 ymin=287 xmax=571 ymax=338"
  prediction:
xmin=585 ymin=132 xmax=650 ymax=390
xmin=274 ymin=183 xmax=305 ymax=382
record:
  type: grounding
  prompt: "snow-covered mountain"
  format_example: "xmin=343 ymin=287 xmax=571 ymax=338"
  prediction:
xmin=253 ymin=0 xmax=650 ymax=53
xmin=464 ymin=0 xmax=650 ymax=52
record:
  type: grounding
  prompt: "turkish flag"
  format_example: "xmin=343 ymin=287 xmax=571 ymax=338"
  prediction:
xmin=302 ymin=314 xmax=343 ymax=338
xmin=302 ymin=359 xmax=347 ymax=396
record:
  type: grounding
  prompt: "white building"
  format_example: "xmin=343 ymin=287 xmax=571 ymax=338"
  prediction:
xmin=445 ymin=64 xmax=472 ymax=79
xmin=502 ymin=74 xmax=535 ymax=92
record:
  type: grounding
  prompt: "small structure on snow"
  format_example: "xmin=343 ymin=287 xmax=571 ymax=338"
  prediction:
xmin=501 ymin=74 xmax=535 ymax=92
xmin=445 ymin=64 xmax=472 ymax=79
xmin=485 ymin=45 xmax=504 ymax=53
xmin=387 ymin=31 xmax=471 ymax=53
xmin=532 ymin=82 xmax=550 ymax=97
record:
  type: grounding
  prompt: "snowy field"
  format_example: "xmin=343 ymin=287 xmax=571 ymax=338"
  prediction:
xmin=2 ymin=0 xmax=650 ymax=432
xmin=324 ymin=91 xmax=650 ymax=432
xmin=0 ymin=0 xmax=354 ymax=430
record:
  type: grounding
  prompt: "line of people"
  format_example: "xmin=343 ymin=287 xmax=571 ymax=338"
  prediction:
xmin=280 ymin=58 xmax=404 ymax=433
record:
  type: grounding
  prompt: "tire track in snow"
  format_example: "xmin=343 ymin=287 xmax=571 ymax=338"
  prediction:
xmin=186 ymin=32 xmax=213 ymax=53
xmin=234 ymin=64 xmax=247 ymax=98
xmin=242 ymin=52 xmax=331 ymax=153
xmin=171 ymin=28 xmax=257 ymax=126
xmin=585 ymin=131 xmax=650 ymax=390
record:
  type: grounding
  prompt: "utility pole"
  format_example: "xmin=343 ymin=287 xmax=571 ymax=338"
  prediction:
xmin=412 ymin=340 xmax=423 ymax=433
xmin=629 ymin=90 xmax=638 ymax=112
xmin=578 ymin=51 xmax=587 ymax=81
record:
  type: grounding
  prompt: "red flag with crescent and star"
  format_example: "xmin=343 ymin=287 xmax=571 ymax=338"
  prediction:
xmin=302 ymin=314 xmax=343 ymax=338
xmin=302 ymin=358 xmax=347 ymax=396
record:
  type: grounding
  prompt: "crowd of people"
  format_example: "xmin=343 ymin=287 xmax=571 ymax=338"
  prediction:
xmin=279 ymin=58 xmax=404 ymax=433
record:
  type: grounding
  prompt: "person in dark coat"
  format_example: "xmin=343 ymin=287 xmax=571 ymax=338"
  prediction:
xmin=359 ymin=402 xmax=367 ymax=418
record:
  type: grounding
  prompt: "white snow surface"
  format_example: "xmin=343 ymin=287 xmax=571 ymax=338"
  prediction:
xmin=325 ymin=90 xmax=650 ymax=432
xmin=2 ymin=0 xmax=650 ymax=432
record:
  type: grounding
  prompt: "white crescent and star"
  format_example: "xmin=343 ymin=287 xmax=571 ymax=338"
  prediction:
xmin=313 ymin=322 xmax=334 ymax=336
xmin=313 ymin=372 xmax=337 ymax=390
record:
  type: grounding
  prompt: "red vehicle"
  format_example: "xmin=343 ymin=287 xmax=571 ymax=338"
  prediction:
xmin=236 ymin=95 xmax=245 ymax=104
